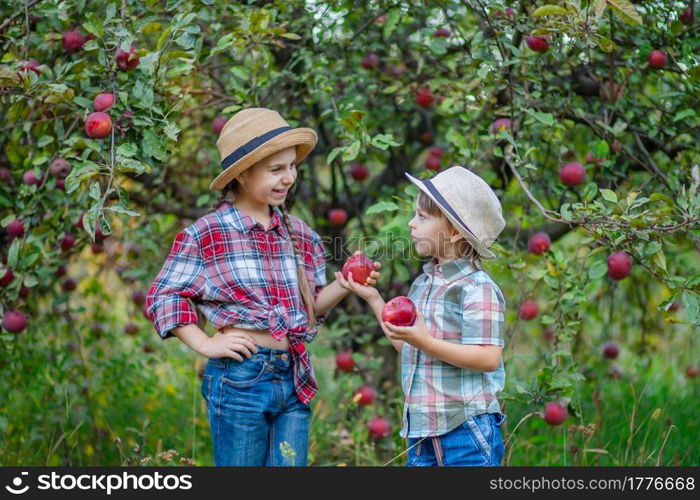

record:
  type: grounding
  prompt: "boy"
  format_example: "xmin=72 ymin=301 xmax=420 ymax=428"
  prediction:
xmin=336 ymin=166 xmax=508 ymax=466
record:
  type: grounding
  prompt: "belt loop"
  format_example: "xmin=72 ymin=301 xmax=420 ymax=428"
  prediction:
xmin=432 ymin=436 xmax=445 ymax=466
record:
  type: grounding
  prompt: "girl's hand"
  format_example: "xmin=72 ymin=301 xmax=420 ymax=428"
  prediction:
xmin=335 ymin=261 xmax=382 ymax=302
xmin=198 ymin=329 xmax=259 ymax=361
xmin=383 ymin=311 xmax=431 ymax=349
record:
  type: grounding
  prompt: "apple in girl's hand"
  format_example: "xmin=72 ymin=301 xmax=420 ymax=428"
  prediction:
xmin=341 ymin=252 xmax=374 ymax=285
xmin=382 ymin=296 xmax=417 ymax=326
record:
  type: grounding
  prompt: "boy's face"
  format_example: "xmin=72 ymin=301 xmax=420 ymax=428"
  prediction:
xmin=238 ymin=147 xmax=297 ymax=207
xmin=408 ymin=201 xmax=462 ymax=259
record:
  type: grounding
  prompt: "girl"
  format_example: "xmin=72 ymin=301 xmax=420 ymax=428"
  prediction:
xmin=146 ymin=108 xmax=381 ymax=466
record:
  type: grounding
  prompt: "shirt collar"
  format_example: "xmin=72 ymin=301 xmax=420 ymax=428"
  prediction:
xmin=422 ymin=257 xmax=477 ymax=282
xmin=220 ymin=201 xmax=284 ymax=235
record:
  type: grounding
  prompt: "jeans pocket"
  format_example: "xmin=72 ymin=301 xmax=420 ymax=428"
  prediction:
xmin=462 ymin=414 xmax=494 ymax=462
xmin=222 ymin=357 xmax=268 ymax=388
xmin=201 ymin=374 xmax=213 ymax=402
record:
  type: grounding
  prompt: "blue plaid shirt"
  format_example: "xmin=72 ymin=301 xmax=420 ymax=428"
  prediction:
xmin=401 ymin=258 xmax=506 ymax=438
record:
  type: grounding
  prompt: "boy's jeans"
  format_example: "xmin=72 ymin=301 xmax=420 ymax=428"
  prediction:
xmin=201 ymin=346 xmax=311 ymax=466
xmin=407 ymin=412 xmax=506 ymax=466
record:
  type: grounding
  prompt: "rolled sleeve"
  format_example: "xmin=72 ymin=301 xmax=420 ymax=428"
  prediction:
xmin=461 ymin=283 xmax=505 ymax=347
xmin=146 ymin=229 xmax=206 ymax=340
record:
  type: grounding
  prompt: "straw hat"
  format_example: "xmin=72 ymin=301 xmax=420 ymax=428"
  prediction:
xmin=211 ymin=108 xmax=318 ymax=190
xmin=405 ymin=166 xmax=505 ymax=260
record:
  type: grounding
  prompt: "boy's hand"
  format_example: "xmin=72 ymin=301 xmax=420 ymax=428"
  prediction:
xmin=383 ymin=311 xmax=431 ymax=349
xmin=334 ymin=258 xmax=382 ymax=302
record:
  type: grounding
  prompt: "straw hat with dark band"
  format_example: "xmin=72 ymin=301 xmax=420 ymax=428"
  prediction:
xmin=405 ymin=166 xmax=506 ymax=260
xmin=211 ymin=108 xmax=318 ymax=190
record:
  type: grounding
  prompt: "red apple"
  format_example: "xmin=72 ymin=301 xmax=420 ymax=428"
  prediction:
xmin=669 ymin=300 xmax=682 ymax=311
xmin=94 ymin=93 xmax=115 ymax=112
xmin=686 ymin=366 xmax=698 ymax=378
xmin=60 ymin=233 xmax=76 ymax=252
xmin=17 ymin=59 xmax=41 ymax=81
xmin=0 ymin=268 xmax=14 ymax=287
xmin=349 ymin=163 xmax=369 ymax=181
xmin=91 ymin=243 xmax=104 ymax=254
xmin=354 ymin=385 xmax=377 ymax=406
xmin=602 ymin=341 xmax=619 ymax=359
xmin=62 ymin=29 xmax=85 ymax=53
xmin=62 ymin=278 xmax=77 ymax=292
xmin=23 ymin=169 xmax=41 ymax=186
xmin=124 ymin=322 xmax=138 ymax=335
xmin=213 ymin=116 xmax=227 ymax=136
xmin=56 ymin=179 xmax=66 ymax=190
xmin=434 ymin=27 xmax=450 ymax=38
xmin=528 ymin=232 xmax=551 ymax=255
xmin=610 ymin=140 xmax=623 ymax=153
xmin=415 ymin=87 xmax=435 ymax=108
xmin=429 ymin=146 xmax=445 ymax=157
xmin=85 ymin=112 xmax=112 ymax=139
xmin=585 ymin=151 xmax=602 ymax=165
xmin=543 ymin=402 xmax=568 ymax=425
xmin=607 ymin=251 xmax=632 ymax=280
xmin=425 ymin=154 xmax=441 ymax=171
xmin=420 ymin=131 xmax=433 ymax=144
xmin=55 ymin=264 xmax=67 ymax=277
xmin=360 ymin=53 xmax=380 ymax=70
xmin=132 ymin=290 xmax=146 ymax=307
xmin=7 ymin=219 xmax=25 ymax=238
xmin=519 ymin=300 xmax=538 ymax=320
xmin=49 ymin=158 xmax=71 ymax=178
xmin=3 ymin=310 xmax=27 ymax=334
xmin=647 ymin=50 xmax=667 ymax=69
xmin=559 ymin=162 xmax=586 ymax=186
xmin=19 ymin=285 xmax=30 ymax=298
xmin=342 ymin=252 xmax=374 ymax=285
xmin=115 ymin=45 xmax=140 ymax=71
xmin=382 ymin=296 xmax=417 ymax=326
xmin=336 ymin=351 xmax=355 ymax=372
xmin=328 ymin=208 xmax=348 ymax=227
xmin=525 ymin=35 xmax=549 ymax=53
xmin=542 ymin=327 xmax=554 ymax=342
xmin=0 ymin=167 xmax=10 ymax=182
xmin=367 ymin=417 xmax=391 ymax=440
xmin=680 ymin=8 xmax=694 ymax=24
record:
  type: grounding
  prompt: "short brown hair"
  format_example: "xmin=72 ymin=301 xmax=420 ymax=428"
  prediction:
xmin=416 ymin=190 xmax=482 ymax=269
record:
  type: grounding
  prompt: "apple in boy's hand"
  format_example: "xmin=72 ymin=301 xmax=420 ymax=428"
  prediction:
xmin=382 ymin=296 xmax=417 ymax=326
xmin=341 ymin=252 xmax=374 ymax=285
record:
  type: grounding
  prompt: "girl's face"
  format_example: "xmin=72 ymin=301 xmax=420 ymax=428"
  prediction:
xmin=407 ymin=201 xmax=461 ymax=259
xmin=238 ymin=147 xmax=297 ymax=207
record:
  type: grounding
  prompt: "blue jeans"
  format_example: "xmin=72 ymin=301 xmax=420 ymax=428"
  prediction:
xmin=200 ymin=346 xmax=311 ymax=466
xmin=407 ymin=412 xmax=506 ymax=466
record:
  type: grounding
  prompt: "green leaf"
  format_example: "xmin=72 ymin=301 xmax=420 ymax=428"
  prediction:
xmin=528 ymin=268 xmax=547 ymax=281
xmin=588 ymin=260 xmax=608 ymax=280
xmin=607 ymin=0 xmax=643 ymax=25
xmin=673 ymin=109 xmax=696 ymax=122
xmin=582 ymin=182 xmax=599 ymax=202
xmin=89 ymin=181 xmax=101 ymax=201
xmin=653 ymin=248 xmax=667 ymax=272
xmin=7 ymin=238 xmax=20 ymax=268
xmin=163 ymin=122 xmax=181 ymax=142
xmin=341 ymin=141 xmax=361 ymax=162
xmin=366 ymin=201 xmax=400 ymax=215
xmin=682 ymin=291 xmax=699 ymax=325
xmin=141 ymin=129 xmax=167 ymax=161
xmin=600 ymin=189 xmax=618 ymax=203
xmin=371 ymin=133 xmax=402 ymax=150
xmin=524 ymin=108 xmax=555 ymax=127
xmin=208 ymin=33 xmax=234 ymax=59
xmin=326 ymin=147 xmax=343 ymax=165
xmin=105 ymin=204 xmax=140 ymax=216
xmin=116 ymin=143 xmax=138 ymax=158
xmin=649 ymin=193 xmax=675 ymax=205
xmin=532 ymin=5 xmax=569 ymax=17
xmin=596 ymin=36 xmax=618 ymax=53
xmin=156 ymin=27 xmax=173 ymax=51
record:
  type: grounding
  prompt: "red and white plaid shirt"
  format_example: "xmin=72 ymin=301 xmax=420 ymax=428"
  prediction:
xmin=146 ymin=201 xmax=328 ymax=404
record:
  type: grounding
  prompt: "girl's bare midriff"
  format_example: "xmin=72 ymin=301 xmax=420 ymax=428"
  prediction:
xmin=220 ymin=327 xmax=290 ymax=351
